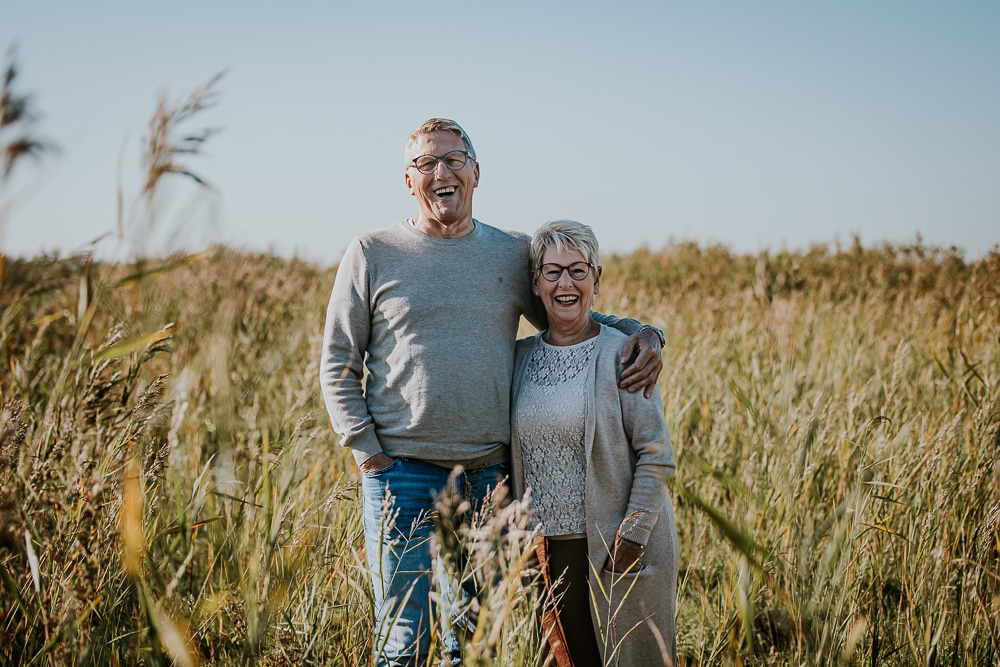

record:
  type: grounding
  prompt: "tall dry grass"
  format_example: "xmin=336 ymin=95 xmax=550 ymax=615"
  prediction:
xmin=1 ymin=52 xmax=998 ymax=666
xmin=1 ymin=238 xmax=997 ymax=665
xmin=0 ymin=45 xmax=52 ymax=184
xmin=1 ymin=44 xmax=56 ymax=287
xmin=0 ymin=242 xmax=548 ymax=666
xmin=602 ymin=240 xmax=1000 ymax=665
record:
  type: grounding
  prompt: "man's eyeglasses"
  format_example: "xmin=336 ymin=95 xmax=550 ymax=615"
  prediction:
xmin=409 ymin=150 xmax=475 ymax=174
xmin=537 ymin=262 xmax=594 ymax=282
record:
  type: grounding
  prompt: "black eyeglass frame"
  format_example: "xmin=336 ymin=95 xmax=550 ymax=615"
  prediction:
xmin=536 ymin=261 xmax=596 ymax=282
xmin=408 ymin=150 xmax=476 ymax=174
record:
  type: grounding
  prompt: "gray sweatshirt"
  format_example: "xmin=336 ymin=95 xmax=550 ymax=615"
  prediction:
xmin=320 ymin=219 xmax=638 ymax=468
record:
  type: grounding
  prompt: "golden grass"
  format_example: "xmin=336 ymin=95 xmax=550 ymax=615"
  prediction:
xmin=603 ymin=240 xmax=1000 ymax=665
xmin=0 ymin=239 xmax=997 ymax=665
xmin=1 ymin=53 xmax=998 ymax=666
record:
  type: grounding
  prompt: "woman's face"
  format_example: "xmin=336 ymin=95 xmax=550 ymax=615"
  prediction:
xmin=533 ymin=246 xmax=602 ymax=333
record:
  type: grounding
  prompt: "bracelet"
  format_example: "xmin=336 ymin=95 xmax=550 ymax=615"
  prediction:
xmin=637 ymin=325 xmax=665 ymax=349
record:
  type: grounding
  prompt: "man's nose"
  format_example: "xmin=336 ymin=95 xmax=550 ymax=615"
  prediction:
xmin=433 ymin=159 xmax=451 ymax=178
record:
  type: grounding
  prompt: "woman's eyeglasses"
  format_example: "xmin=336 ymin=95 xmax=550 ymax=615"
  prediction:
xmin=537 ymin=262 xmax=594 ymax=282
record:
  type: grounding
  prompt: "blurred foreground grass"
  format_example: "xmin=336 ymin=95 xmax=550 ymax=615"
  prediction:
xmin=1 ymin=239 xmax=998 ymax=665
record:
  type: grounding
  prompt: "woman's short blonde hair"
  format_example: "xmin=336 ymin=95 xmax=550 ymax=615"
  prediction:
xmin=404 ymin=118 xmax=477 ymax=165
xmin=530 ymin=220 xmax=601 ymax=270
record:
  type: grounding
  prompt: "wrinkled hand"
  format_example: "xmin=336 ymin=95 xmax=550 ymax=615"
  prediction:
xmin=359 ymin=452 xmax=396 ymax=474
xmin=604 ymin=537 xmax=645 ymax=574
xmin=619 ymin=328 xmax=663 ymax=398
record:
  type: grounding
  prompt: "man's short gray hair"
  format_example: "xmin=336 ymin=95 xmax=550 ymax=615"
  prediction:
xmin=530 ymin=220 xmax=601 ymax=270
xmin=405 ymin=118 xmax=477 ymax=165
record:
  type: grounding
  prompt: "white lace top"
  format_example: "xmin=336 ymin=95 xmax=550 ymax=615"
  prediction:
xmin=515 ymin=337 xmax=597 ymax=537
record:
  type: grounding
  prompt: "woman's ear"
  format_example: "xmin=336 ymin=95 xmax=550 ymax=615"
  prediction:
xmin=531 ymin=270 xmax=539 ymax=296
xmin=594 ymin=265 xmax=603 ymax=293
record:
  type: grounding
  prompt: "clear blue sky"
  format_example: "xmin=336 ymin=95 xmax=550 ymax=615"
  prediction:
xmin=3 ymin=1 xmax=998 ymax=263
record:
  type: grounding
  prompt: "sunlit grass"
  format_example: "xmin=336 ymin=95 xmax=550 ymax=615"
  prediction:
xmin=0 ymin=239 xmax=998 ymax=665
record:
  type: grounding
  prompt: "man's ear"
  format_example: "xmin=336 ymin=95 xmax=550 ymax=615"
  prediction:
xmin=404 ymin=169 xmax=415 ymax=195
xmin=473 ymin=161 xmax=480 ymax=187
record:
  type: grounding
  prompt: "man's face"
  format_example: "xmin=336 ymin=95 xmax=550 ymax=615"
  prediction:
xmin=405 ymin=131 xmax=480 ymax=230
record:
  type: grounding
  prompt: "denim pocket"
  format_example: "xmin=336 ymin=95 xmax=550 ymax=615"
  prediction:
xmin=361 ymin=456 xmax=402 ymax=477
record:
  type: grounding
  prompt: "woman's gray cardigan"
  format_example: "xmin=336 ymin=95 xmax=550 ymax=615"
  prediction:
xmin=511 ymin=325 xmax=679 ymax=666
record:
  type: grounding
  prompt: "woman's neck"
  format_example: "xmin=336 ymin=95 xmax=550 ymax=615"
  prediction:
xmin=543 ymin=317 xmax=600 ymax=347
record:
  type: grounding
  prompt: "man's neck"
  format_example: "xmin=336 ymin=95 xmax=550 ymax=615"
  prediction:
xmin=411 ymin=215 xmax=475 ymax=239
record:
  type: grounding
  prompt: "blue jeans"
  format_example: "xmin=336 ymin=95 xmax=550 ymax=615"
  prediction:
xmin=361 ymin=457 xmax=508 ymax=667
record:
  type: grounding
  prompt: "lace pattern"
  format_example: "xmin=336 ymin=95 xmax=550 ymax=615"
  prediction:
xmin=525 ymin=338 xmax=596 ymax=386
xmin=517 ymin=338 xmax=596 ymax=536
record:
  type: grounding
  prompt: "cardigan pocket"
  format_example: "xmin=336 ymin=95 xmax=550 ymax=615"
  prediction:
xmin=600 ymin=564 xmax=651 ymax=578
xmin=595 ymin=564 xmax=653 ymax=608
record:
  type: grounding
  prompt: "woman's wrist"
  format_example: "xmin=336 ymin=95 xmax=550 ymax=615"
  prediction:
xmin=620 ymin=536 xmax=645 ymax=550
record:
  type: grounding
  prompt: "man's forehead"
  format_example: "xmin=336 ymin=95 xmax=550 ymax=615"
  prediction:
xmin=404 ymin=128 xmax=474 ymax=168
xmin=410 ymin=130 xmax=466 ymax=153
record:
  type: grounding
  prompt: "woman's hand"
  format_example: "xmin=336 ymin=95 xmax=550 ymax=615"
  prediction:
xmin=604 ymin=536 xmax=645 ymax=574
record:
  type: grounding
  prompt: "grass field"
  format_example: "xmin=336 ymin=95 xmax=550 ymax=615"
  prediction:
xmin=1 ymin=239 xmax=997 ymax=666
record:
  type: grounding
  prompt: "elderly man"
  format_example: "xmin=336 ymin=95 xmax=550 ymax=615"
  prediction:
xmin=320 ymin=118 xmax=665 ymax=666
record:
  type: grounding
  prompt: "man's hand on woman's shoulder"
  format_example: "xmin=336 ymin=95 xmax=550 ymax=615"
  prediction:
xmin=618 ymin=327 xmax=664 ymax=398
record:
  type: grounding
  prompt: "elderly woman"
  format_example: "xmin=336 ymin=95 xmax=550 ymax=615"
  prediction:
xmin=511 ymin=220 xmax=678 ymax=667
